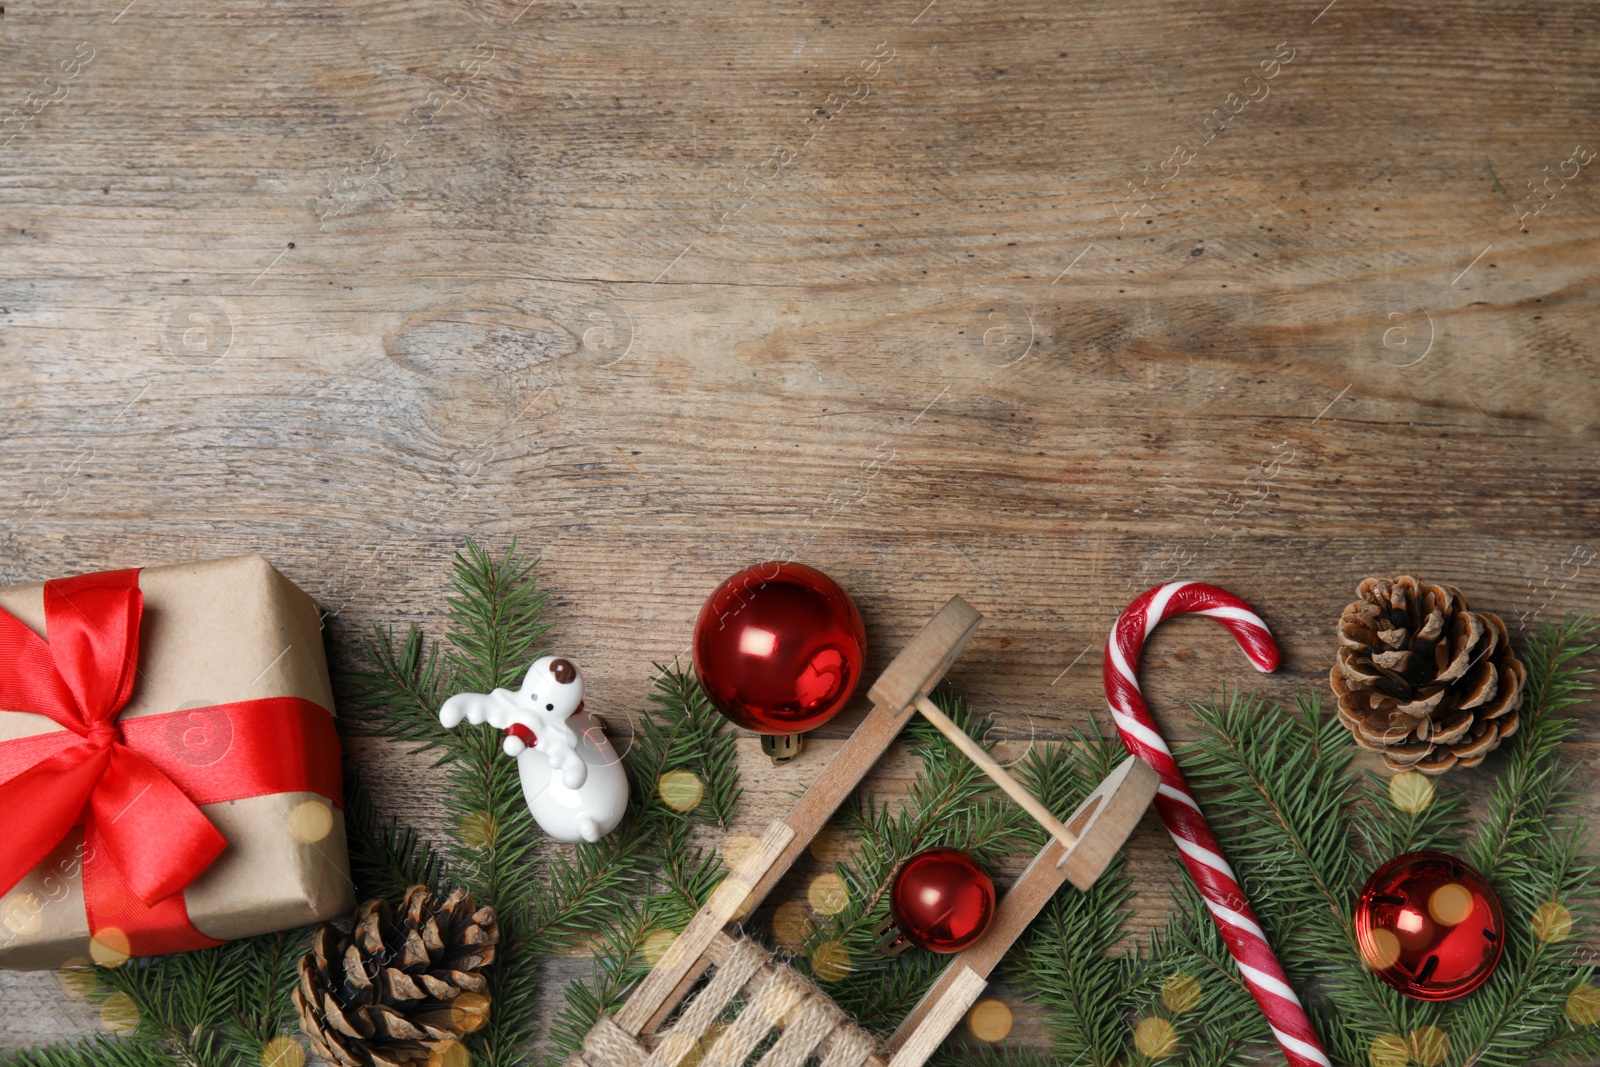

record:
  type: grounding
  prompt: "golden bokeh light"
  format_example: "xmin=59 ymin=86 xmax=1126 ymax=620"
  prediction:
xmin=1161 ymin=972 xmax=1201 ymax=1014
xmin=1531 ymin=901 xmax=1573 ymax=944
xmin=807 ymin=872 xmax=849 ymax=916
xmin=1427 ymin=883 xmax=1474 ymax=927
xmin=89 ymin=926 xmax=132 ymax=968
xmin=56 ymin=957 xmax=96 ymax=999
xmin=810 ymin=940 xmax=851 ymax=982
xmin=1368 ymin=1033 xmax=1408 ymax=1067
xmin=670 ymin=1021 xmax=727 ymax=1067
xmin=288 ymin=799 xmax=334 ymax=844
xmin=1565 ymin=984 xmax=1600 ymax=1027
xmin=708 ymin=879 xmax=754 ymax=924
xmin=966 ymin=998 xmax=1013 ymax=1042
xmin=722 ymin=834 xmax=760 ymax=875
xmin=459 ymin=810 xmax=498 ymax=851
xmin=100 ymin=991 xmax=139 ymax=1034
xmin=1362 ymin=928 xmax=1402 ymax=971
xmin=761 ymin=982 xmax=805 ymax=1029
xmin=642 ymin=929 xmax=678 ymax=967
xmin=1410 ymin=1025 xmax=1448 ymax=1067
xmin=260 ymin=1035 xmax=306 ymax=1067
xmin=1388 ymin=770 xmax=1434 ymax=814
xmin=809 ymin=827 xmax=852 ymax=865
xmin=428 ymin=1040 xmax=471 ymax=1067
xmin=658 ymin=769 xmax=705 ymax=813
xmin=1133 ymin=1017 xmax=1178 ymax=1060
xmin=452 ymin=991 xmax=491 ymax=1033
xmin=773 ymin=900 xmax=814 ymax=952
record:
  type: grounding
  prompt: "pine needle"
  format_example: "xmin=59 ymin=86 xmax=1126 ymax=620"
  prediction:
xmin=1006 ymin=724 xmax=1145 ymax=1066
xmin=1005 ymin=619 xmax=1597 ymax=1067
xmin=543 ymin=903 xmax=665 ymax=1067
xmin=16 ymin=533 xmax=1590 ymax=1067
xmin=0 ymin=1039 xmax=180 ymax=1067
xmin=343 ymin=771 xmax=448 ymax=898
xmin=342 ymin=541 xmax=563 ymax=1067
xmin=1448 ymin=617 xmax=1598 ymax=1067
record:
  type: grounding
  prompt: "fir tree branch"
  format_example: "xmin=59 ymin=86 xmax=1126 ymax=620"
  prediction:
xmin=530 ymin=660 xmax=742 ymax=1058
xmin=434 ymin=544 xmax=552 ymax=1067
xmin=926 ymin=1043 xmax=1060 ymax=1067
xmin=0 ymin=1038 xmax=179 ymax=1067
xmin=1529 ymin=1009 xmax=1600 ymax=1066
xmin=444 ymin=540 xmax=552 ymax=696
xmin=1467 ymin=616 xmax=1596 ymax=881
xmin=628 ymin=663 xmax=743 ymax=830
xmin=1128 ymin=879 xmax=1271 ymax=1067
xmin=343 ymin=771 xmax=448 ymax=899
xmin=1181 ymin=689 xmax=1419 ymax=1045
xmin=1351 ymin=767 xmax=1468 ymax=862
xmin=648 ymin=814 xmax=727 ymax=932
xmin=474 ymin=901 xmax=543 ymax=1067
xmin=1005 ymin=725 xmax=1145 ymax=1067
xmin=522 ymin=827 xmax=654 ymax=950
xmin=1184 ymin=691 xmax=1361 ymax=949
xmin=1444 ymin=617 xmax=1598 ymax=1067
xmin=519 ymin=661 xmax=739 ymax=952
xmin=95 ymin=949 xmax=237 ymax=1067
xmin=344 ymin=541 xmax=557 ymax=1067
xmin=344 ymin=624 xmax=451 ymax=755
xmin=218 ymin=927 xmax=313 ymax=1053
xmin=543 ymin=903 xmax=664 ymax=1067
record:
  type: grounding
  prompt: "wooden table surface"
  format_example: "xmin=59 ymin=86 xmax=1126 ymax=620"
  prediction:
xmin=4 ymin=0 xmax=1599 ymax=1055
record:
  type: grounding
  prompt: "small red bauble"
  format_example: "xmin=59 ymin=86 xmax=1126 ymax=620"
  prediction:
xmin=692 ymin=562 xmax=867 ymax=735
xmin=1354 ymin=850 xmax=1505 ymax=1001
xmin=889 ymin=848 xmax=996 ymax=954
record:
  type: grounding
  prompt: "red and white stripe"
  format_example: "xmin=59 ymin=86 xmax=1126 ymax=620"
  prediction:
xmin=1105 ymin=582 xmax=1330 ymax=1067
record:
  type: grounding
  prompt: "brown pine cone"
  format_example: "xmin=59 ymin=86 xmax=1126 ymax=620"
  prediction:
xmin=292 ymin=885 xmax=498 ymax=1067
xmin=1330 ymin=576 xmax=1525 ymax=775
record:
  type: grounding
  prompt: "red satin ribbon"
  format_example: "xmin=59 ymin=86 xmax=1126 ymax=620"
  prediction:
xmin=0 ymin=568 xmax=342 ymax=956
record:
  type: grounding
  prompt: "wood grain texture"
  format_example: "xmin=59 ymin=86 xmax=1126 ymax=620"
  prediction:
xmin=3 ymin=0 xmax=1600 ymax=1056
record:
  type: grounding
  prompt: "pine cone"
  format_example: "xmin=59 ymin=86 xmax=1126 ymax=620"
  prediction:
xmin=1331 ymin=576 xmax=1525 ymax=775
xmin=292 ymin=886 xmax=499 ymax=1067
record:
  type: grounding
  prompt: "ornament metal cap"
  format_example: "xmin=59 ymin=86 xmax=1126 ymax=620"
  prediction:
xmin=761 ymin=732 xmax=803 ymax=764
xmin=871 ymin=913 xmax=915 ymax=957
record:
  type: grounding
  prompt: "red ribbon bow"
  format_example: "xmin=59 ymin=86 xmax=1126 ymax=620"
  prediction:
xmin=0 ymin=568 xmax=342 ymax=956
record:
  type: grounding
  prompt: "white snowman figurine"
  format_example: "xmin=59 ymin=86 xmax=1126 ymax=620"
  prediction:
xmin=438 ymin=656 xmax=628 ymax=843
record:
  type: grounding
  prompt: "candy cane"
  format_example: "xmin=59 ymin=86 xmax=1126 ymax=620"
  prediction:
xmin=1105 ymin=582 xmax=1330 ymax=1067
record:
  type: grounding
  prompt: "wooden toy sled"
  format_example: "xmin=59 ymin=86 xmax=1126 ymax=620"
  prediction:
xmin=571 ymin=597 xmax=1160 ymax=1067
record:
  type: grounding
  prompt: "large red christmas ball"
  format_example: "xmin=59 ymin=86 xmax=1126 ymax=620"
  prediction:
xmin=890 ymin=848 xmax=996 ymax=954
xmin=1354 ymin=850 xmax=1505 ymax=1001
xmin=692 ymin=562 xmax=867 ymax=735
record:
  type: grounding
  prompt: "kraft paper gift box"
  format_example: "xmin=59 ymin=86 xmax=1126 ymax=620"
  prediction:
xmin=0 ymin=554 xmax=355 ymax=970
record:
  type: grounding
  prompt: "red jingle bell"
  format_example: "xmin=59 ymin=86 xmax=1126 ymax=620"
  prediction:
xmin=882 ymin=848 xmax=996 ymax=955
xmin=1354 ymin=850 xmax=1505 ymax=1001
xmin=692 ymin=562 xmax=866 ymax=741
